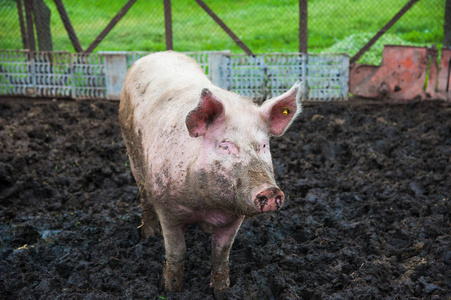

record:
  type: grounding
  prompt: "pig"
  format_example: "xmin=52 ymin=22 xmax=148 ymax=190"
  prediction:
xmin=119 ymin=51 xmax=303 ymax=298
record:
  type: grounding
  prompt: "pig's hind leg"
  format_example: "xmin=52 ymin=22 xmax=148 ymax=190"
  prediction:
xmin=140 ymin=199 xmax=161 ymax=238
xmin=126 ymin=155 xmax=161 ymax=238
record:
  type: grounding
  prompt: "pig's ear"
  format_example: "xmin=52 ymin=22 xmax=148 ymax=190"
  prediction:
xmin=260 ymin=82 xmax=305 ymax=136
xmin=185 ymin=88 xmax=225 ymax=137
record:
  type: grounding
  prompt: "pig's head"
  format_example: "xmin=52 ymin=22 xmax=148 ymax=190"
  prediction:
xmin=185 ymin=83 xmax=303 ymax=216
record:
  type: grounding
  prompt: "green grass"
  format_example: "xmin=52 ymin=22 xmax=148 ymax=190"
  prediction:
xmin=0 ymin=0 xmax=445 ymax=64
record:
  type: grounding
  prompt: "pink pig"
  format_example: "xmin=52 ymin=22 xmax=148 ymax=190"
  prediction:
xmin=119 ymin=51 xmax=303 ymax=298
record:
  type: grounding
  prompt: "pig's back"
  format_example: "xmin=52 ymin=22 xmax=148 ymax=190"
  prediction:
xmin=127 ymin=51 xmax=212 ymax=104
xmin=122 ymin=51 xmax=214 ymax=130
xmin=119 ymin=51 xmax=209 ymax=189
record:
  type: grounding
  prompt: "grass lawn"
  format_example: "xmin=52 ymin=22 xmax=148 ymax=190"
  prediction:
xmin=0 ymin=0 xmax=445 ymax=64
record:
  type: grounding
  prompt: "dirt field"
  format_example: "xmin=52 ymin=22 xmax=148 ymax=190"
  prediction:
xmin=0 ymin=97 xmax=450 ymax=299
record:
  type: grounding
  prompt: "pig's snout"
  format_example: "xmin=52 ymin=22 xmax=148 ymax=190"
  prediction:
xmin=254 ymin=187 xmax=284 ymax=213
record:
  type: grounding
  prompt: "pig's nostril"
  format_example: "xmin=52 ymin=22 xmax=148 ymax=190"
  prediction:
xmin=257 ymin=195 xmax=268 ymax=212
xmin=257 ymin=195 xmax=268 ymax=204
xmin=275 ymin=195 xmax=282 ymax=209
xmin=254 ymin=189 xmax=284 ymax=212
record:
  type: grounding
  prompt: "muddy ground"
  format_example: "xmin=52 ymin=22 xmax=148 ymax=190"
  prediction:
xmin=0 ymin=97 xmax=449 ymax=299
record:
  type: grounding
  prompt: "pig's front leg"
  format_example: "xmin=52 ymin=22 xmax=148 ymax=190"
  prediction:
xmin=211 ymin=216 xmax=245 ymax=298
xmin=161 ymin=223 xmax=186 ymax=292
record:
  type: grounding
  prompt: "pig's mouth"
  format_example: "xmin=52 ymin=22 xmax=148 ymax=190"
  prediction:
xmin=253 ymin=187 xmax=285 ymax=213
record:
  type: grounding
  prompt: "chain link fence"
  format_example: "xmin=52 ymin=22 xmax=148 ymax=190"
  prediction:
xmin=0 ymin=0 xmax=445 ymax=64
xmin=0 ymin=0 xmax=447 ymax=101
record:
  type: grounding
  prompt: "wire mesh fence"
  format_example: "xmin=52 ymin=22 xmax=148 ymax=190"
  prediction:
xmin=0 ymin=0 xmax=445 ymax=64
xmin=0 ymin=0 xmax=446 ymax=101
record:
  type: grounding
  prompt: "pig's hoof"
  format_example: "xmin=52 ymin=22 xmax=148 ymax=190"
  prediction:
xmin=214 ymin=287 xmax=229 ymax=300
xmin=213 ymin=281 xmax=230 ymax=300
xmin=163 ymin=261 xmax=184 ymax=292
xmin=164 ymin=278 xmax=183 ymax=292
xmin=212 ymin=272 xmax=230 ymax=299
xmin=163 ymin=275 xmax=183 ymax=292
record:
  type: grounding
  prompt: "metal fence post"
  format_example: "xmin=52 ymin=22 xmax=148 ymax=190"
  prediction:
xmin=444 ymin=0 xmax=451 ymax=47
xmin=85 ymin=0 xmax=137 ymax=53
xmin=53 ymin=0 xmax=83 ymax=52
xmin=16 ymin=0 xmax=28 ymax=49
xmin=210 ymin=52 xmax=226 ymax=88
xmin=340 ymin=55 xmax=350 ymax=99
xmin=103 ymin=53 xmax=127 ymax=100
xmin=164 ymin=0 xmax=173 ymax=50
xmin=299 ymin=0 xmax=307 ymax=53
xmin=350 ymin=0 xmax=420 ymax=65
xmin=194 ymin=0 xmax=254 ymax=56
xmin=28 ymin=50 xmax=36 ymax=96
xmin=32 ymin=0 xmax=52 ymax=51
xmin=70 ymin=53 xmax=75 ymax=98
xmin=24 ymin=0 xmax=35 ymax=52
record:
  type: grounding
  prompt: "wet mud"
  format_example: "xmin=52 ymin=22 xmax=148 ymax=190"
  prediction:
xmin=0 ymin=98 xmax=450 ymax=299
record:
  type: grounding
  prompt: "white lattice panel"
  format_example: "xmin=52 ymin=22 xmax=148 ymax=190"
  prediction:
xmin=72 ymin=53 xmax=106 ymax=99
xmin=186 ymin=51 xmax=213 ymax=75
xmin=213 ymin=52 xmax=347 ymax=101
xmin=219 ymin=55 xmax=266 ymax=100
xmin=265 ymin=53 xmax=307 ymax=99
xmin=125 ymin=51 xmax=149 ymax=69
xmin=122 ymin=51 xmax=229 ymax=78
xmin=0 ymin=50 xmax=349 ymax=101
xmin=0 ymin=51 xmax=33 ymax=96
xmin=33 ymin=52 xmax=72 ymax=98
xmin=307 ymin=54 xmax=349 ymax=101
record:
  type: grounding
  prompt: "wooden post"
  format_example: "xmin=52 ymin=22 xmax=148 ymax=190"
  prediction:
xmin=164 ymin=0 xmax=173 ymax=50
xmin=299 ymin=0 xmax=307 ymax=53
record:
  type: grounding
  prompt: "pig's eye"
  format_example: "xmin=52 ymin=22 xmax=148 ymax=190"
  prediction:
xmin=261 ymin=142 xmax=268 ymax=153
xmin=219 ymin=141 xmax=239 ymax=155
xmin=218 ymin=142 xmax=230 ymax=154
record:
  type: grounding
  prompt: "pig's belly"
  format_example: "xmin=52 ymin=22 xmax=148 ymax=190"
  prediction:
xmin=175 ymin=204 xmax=241 ymax=228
